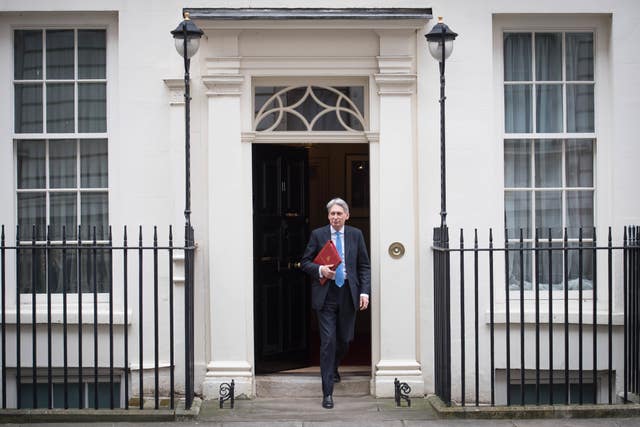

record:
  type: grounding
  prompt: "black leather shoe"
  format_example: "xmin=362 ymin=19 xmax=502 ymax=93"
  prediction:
xmin=322 ymin=395 xmax=334 ymax=409
xmin=333 ymin=371 xmax=341 ymax=383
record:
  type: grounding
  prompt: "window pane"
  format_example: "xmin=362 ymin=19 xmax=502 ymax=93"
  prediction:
xmin=535 ymin=33 xmax=562 ymax=81
xmin=254 ymin=86 xmax=364 ymax=132
xmin=535 ymin=191 xmax=562 ymax=238
xmin=18 ymin=247 xmax=46 ymax=294
xmin=81 ymin=192 xmax=108 ymax=238
xmin=535 ymin=139 xmax=562 ymax=187
xmin=18 ymin=383 xmax=49 ymax=408
xmin=566 ymin=139 xmax=594 ymax=187
xmin=50 ymin=192 xmax=77 ymax=241
xmin=537 ymin=242 xmax=563 ymax=290
xmin=566 ymin=33 xmax=594 ymax=81
xmin=87 ymin=382 xmax=121 ymax=408
xmin=504 ymin=33 xmax=532 ymax=81
xmin=312 ymin=87 xmax=364 ymax=131
xmin=567 ymin=191 xmax=594 ymax=239
xmin=567 ymin=84 xmax=594 ymax=133
xmin=536 ymin=84 xmax=563 ymax=133
xmin=505 ymin=191 xmax=531 ymax=239
xmin=53 ymin=382 xmax=81 ymax=407
xmin=46 ymin=30 xmax=74 ymax=79
xmin=14 ymin=30 xmax=42 ymax=80
xmin=50 ymin=139 xmax=77 ymax=188
xmin=504 ymin=139 xmax=531 ymax=187
xmin=567 ymin=242 xmax=594 ymax=290
xmin=78 ymin=30 xmax=106 ymax=79
xmin=81 ymin=139 xmax=108 ymax=188
xmin=15 ymin=83 xmax=43 ymax=133
xmin=17 ymin=140 xmax=45 ymax=189
xmin=504 ymin=85 xmax=532 ymax=133
xmin=47 ymin=83 xmax=74 ymax=133
xmin=48 ymin=248 xmax=78 ymax=293
xmin=78 ymin=83 xmax=107 ymax=132
xmin=507 ymin=242 xmax=532 ymax=290
xmin=18 ymin=193 xmax=46 ymax=240
xmin=536 ymin=191 xmax=562 ymax=237
xmin=80 ymin=248 xmax=111 ymax=293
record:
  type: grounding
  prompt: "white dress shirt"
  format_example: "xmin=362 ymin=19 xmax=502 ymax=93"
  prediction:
xmin=318 ymin=226 xmax=369 ymax=299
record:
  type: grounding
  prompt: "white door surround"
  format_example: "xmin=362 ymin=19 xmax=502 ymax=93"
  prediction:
xmin=190 ymin=9 xmax=431 ymax=398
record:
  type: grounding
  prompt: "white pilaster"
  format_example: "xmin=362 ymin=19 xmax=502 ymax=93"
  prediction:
xmin=201 ymin=57 xmax=254 ymax=398
xmin=372 ymin=30 xmax=423 ymax=397
xmin=162 ymin=78 xmax=188 ymax=390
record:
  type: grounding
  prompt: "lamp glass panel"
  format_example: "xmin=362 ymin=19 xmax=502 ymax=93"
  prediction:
xmin=428 ymin=39 xmax=453 ymax=61
xmin=174 ymin=37 xmax=200 ymax=58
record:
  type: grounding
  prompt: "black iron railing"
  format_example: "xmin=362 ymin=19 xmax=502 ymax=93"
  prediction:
xmin=433 ymin=225 xmax=640 ymax=406
xmin=0 ymin=224 xmax=196 ymax=410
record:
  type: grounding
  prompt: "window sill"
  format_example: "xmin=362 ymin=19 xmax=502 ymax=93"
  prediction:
xmin=485 ymin=309 xmax=624 ymax=326
xmin=3 ymin=304 xmax=130 ymax=325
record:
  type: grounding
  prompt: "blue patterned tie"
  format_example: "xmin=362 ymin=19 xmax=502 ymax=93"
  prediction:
xmin=335 ymin=231 xmax=345 ymax=287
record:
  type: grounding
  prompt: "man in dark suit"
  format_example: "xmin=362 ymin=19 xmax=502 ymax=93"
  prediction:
xmin=301 ymin=197 xmax=370 ymax=409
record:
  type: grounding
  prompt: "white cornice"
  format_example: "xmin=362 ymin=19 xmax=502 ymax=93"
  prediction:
xmin=205 ymin=56 xmax=242 ymax=76
xmin=373 ymin=74 xmax=416 ymax=95
xmin=242 ymin=131 xmax=378 ymax=144
xmin=196 ymin=20 xmax=428 ymax=31
xmin=240 ymin=56 xmax=378 ymax=73
xmin=163 ymin=78 xmax=186 ymax=105
xmin=377 ymin=55 xmax=413 ymax=75
xmin=202 ymin=74 xmax=245 ymax=97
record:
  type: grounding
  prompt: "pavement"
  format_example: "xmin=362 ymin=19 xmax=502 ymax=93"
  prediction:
xmin=4 ymin=396 xmax=640 ymax=426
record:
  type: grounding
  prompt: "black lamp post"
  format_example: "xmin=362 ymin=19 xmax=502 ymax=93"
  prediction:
xmin=171 ymin=11 xmax=203 ymax=410
xmin=426 ymin=16 xmax=457 ymax=407
xmin=425 ymin=17 xmax=458 ymax=229
xmin=171 ymin=11 xmax=203 ymax=228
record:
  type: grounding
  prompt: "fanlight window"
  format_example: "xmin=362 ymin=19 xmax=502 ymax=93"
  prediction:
xmin=254 ymin=86 xmax=366 ymax=132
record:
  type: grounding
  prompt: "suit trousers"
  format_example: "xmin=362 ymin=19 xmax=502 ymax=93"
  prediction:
xmin=317 ymin=280 xmax=356 ymax=396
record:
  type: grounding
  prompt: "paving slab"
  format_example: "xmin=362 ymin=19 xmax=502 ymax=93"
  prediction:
xmin=198 ymin=396 xmax=437 ymax=423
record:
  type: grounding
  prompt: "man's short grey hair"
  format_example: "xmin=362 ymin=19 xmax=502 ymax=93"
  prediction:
xmin=326 ymin=197 xmax=350 ymax=214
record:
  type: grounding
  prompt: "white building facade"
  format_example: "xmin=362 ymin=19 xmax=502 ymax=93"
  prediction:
xmin=0 ymin=0 xmax=639 ymax=408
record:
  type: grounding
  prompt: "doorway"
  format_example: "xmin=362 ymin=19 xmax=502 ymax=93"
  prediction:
xmin=252 ymin=143 xmax=371 ymax=374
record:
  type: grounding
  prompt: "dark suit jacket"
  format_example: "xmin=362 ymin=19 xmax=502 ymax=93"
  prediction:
xmin=301 ymin=225 xmax=371 ymax=311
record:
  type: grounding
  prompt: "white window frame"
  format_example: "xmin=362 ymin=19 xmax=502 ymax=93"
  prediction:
xmin=493 ymin=14 xmax=612 ymax=308
xmin=1 ymin=13 xmax=118 ymax=308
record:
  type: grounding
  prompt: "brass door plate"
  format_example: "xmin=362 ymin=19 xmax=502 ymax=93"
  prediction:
xmin=388 ymin=242 xmax=405 ymax=259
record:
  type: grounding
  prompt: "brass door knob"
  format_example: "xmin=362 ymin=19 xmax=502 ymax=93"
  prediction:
xmin=388 ymin=242 xmax=405 ymax=259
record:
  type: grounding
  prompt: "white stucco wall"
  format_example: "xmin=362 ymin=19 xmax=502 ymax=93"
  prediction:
xmin=0 ymin=0 xmax=638 ymax=403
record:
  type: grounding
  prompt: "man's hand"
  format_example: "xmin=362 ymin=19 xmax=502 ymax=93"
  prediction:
xmin=320 ymin=264 xmax=336 ymax=280
xmin=359 ymin=295 xmax=369 ymax=311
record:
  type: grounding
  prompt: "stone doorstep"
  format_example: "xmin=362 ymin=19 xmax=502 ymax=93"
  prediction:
xmin=0 ymin=397 xmax=201 ymax=423
xmin=427 ymin=394 xmax=640 ymax=419
xmin=255 ymin=374 xmax=371 ymax=398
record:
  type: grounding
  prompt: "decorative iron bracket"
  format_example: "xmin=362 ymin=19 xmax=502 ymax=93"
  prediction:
xmin=394 ymin=378 xmax=411 ymax=407
xmin=219 ymin=379 xmax=235 ymax=409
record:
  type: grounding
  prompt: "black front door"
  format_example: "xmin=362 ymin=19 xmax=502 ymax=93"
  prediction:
xmin=253 ymin=144 xmax=310 ymax=373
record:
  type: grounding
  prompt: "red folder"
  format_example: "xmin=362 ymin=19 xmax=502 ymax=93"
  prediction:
xmin=313 ymin=240 xmax=343 ymax=286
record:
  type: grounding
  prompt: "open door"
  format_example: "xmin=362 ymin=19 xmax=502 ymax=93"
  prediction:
xmin=253 ymin=144 xmax=310 ymax=373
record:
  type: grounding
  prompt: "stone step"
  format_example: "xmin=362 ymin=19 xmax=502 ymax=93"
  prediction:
xmin=255 ymin=373 xmax=371 ymax=397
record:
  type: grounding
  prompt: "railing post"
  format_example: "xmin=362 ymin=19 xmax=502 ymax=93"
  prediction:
xmin=433 ymin=225 xmax=451 ymax=405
